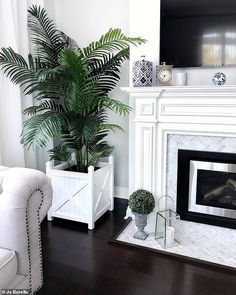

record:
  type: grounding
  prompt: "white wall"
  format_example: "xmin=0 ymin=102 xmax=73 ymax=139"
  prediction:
xmin=45 ymin=0 xmax=130 ymax=191
xmin=129 ymin=0 xmax=161 ymax=84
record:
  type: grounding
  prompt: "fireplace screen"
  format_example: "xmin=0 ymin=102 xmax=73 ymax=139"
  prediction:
xmin=196 ymin=169 xmax=236 ymax=211
xmin=177 ymin=150 xmax=236 ymax=229
xmin=188 ymin=160 xmax=236 ymax=219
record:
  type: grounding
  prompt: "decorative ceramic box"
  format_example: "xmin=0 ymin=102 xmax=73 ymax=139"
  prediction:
xmin=132 ymin=55 xmax=153 ymax=87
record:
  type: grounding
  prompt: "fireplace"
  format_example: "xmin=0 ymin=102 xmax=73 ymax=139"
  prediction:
xmin=196 ymin=169 xmax=236 ymax=210
xmin=177 ymin=149 xmax=236 ymax=229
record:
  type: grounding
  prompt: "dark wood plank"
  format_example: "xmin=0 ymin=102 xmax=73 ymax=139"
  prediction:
xmin=37 ymin=198 xmax=236 ymax=295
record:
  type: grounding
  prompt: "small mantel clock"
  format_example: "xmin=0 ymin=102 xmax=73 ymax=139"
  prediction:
xmin=156 ymin=62 xmax=173 ymax=86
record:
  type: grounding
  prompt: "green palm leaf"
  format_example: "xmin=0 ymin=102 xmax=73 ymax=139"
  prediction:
xmin=0 ymin=47 xmax=37 ymax=88
xmin=83 ymin=28 xmax=145 ymax=95
xmin=99 ymin=123 xmax=123 ymax=132
xmin=87 ymin=140 xmax=114 ymax=167
xmin=97 ymin=97 xmax=132 ymax=115
xmin=60 ymin=132 xmax=79 ymax=150
xmin=83 ymin=28 xmax=146 ymax=59
xmin=68 ymin=115 xmax=101 ymax=144
xmin=23 ymin=100 xmax=65 ymax=116
xmin=49 ymin=144 xmax=72 ymax=163
xmin=28 ymin=5 xmax=74 ymax=67
xmin=57 ymin=48 xmax=101 ymax=113
xmin=21 ymin=111 xmax=63 ymax=148
xmin=88 ymin=48 xmax=129 ymax=78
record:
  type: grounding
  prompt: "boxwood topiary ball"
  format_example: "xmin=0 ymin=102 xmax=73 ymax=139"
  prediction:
xmin=128 ymin=189 xmax=155 ymax=214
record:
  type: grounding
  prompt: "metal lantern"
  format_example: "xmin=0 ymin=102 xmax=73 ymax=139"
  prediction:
xmin=132 ymin=55 xmax=153 ymax=87
xmin=155 ymin=195 xmax=180 ymax=249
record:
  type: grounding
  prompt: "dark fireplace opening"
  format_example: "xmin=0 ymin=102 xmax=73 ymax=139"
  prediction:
xmin=196 ymin=169 xmax=236 ymax=211
xmin=177 ymin=149 xmax=236 ymax=229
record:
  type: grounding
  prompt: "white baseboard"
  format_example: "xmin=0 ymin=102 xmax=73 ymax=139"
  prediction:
xmin=114 ymin=186 xmax=129 ymax=199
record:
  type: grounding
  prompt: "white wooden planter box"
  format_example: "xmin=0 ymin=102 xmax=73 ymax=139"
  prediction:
xmin=46 ymin=156 xmax=114 ymax=230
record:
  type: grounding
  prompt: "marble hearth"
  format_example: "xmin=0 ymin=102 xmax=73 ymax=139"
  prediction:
xmin=122 ymin=85 xmax=236 ymax=213
xmin=116 ymin=217 xmax=236 ymax=269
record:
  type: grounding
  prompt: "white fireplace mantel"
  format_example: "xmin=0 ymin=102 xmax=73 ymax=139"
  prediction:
xmin=122 ymin=86 xmax=236 ymax=202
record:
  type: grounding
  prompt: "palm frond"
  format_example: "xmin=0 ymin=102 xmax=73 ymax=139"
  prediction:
xmin=68 ymin=115 xmax=101 ymax=144
xmin=21 ymin=111 xmax=63 ymax=149
xmin=23 ymin=106 xmax=39 ymax=116
xmin=36 ymin=65 xmax=66 ymax=81
xmin=58 ymin=48 xmax=101 ymax=113
xmin=83 ymin=29 xmax=145 ymax=95
xmin=88 ymin=141 xmax=113 ymax=155
xmin=23 ymin=100 xmax=65 ymax=116
xmin=28 ymin=5 xmax=77 ymax=67
xmin=0 ymin=47 xmax=37 ymax=88
xmin=97 ymin=97 xmax=132 ymax=115
xmin=60 ymin=132 xmax=79 ymax=150
xmin=59 ymin=48 xmax=88 ymax=79
xmin=88 ymin=141 xmax=114 ymax=167
xmin=83 ymin=28 xmax=146 ymax=59
xmin=87 ymin=48 xmax=129 ymax=95
xmin=100 ymin=123 xmax=123 ymax=132
xmin=49 ymin=143 xmax=72 ymax=163
xmin=88 ymin=48 xmax=128 ymax=76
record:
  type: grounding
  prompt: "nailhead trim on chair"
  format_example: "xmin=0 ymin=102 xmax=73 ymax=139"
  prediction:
xmin=34 ymin=189 xmax=44 ymax=294
xmin=26 ymin=188 xmax=44 ymax=295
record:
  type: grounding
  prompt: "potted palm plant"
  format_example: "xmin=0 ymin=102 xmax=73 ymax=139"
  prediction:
xmin=0 ymin=5 xmax=145 ymax=229
xmin=128 ymin=189 xmax=155 ymax=239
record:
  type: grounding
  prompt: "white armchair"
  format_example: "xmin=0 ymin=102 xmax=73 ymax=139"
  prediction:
xmin=0 ymin=167 xmax=52 ymax=294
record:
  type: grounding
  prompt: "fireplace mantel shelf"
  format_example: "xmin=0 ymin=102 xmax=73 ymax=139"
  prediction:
xmin=121 ymin=85 xmax=236 ymax=92
xmin=121 ymin=85 xmax=236 ymax=97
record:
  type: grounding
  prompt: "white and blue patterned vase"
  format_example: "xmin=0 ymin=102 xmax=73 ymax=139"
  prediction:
xmin=132 ymin=56 xmax=153 ymax=87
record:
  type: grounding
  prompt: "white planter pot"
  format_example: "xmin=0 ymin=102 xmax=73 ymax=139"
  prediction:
xmin=46 ymin=156 xmax=114 ymax=230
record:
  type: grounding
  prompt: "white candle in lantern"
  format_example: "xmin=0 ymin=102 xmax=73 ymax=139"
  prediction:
xmin=166 ymin=226 xmax=175 ymax=245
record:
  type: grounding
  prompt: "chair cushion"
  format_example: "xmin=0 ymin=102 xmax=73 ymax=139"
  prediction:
xmin=0 ymin=248 xmax=17 ymax=288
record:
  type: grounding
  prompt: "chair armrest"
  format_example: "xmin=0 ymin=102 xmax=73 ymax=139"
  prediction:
xmin=0 ymin=168 xmax=52 ymax=275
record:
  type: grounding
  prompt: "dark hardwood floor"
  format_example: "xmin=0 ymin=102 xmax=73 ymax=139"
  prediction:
xmin=38 ymin=199 xmax=236 ymax=295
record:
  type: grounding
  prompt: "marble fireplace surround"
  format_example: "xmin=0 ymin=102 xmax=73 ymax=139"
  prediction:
xmin=119 ymin=86 xmax=236 ymax=269
xmin=122 ymin=85 xmax=236 ymax=208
